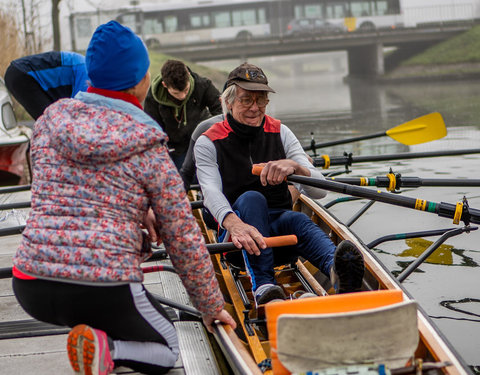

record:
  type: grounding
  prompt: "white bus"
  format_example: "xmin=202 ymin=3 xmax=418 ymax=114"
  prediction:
xmin=67 ymin=0 xmax=478 ymax=51
xmin=115 ymin=0 xmax=282 ymax=48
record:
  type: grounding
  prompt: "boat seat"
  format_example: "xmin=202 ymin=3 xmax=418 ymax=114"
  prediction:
xmin=217 ymin=228 xmax=319 ymax=310
xmin=265 ymin=289 xmax=418 ymax=375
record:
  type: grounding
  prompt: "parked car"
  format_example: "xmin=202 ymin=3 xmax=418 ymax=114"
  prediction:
xmin=286 ymin=18 xmax=347 ymax=36
xmin=0 ymin=77 xmax=31 ymax=185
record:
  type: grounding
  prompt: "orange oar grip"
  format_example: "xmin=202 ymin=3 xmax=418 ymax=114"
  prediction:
xmin=252 ymin=164 xmax=263 ymax=176
xmin=264 ymin=235 xmax=298 ymax=248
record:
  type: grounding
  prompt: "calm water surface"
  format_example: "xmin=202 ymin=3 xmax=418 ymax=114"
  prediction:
xmin=206 ymin=53 xmax=480 ymax=369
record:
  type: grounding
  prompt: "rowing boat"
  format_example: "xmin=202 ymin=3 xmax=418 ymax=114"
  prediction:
xmin=190 ymin=190 xmax=474 ymax=375
xmin=0 ymin=183 xmax=474 ymax=374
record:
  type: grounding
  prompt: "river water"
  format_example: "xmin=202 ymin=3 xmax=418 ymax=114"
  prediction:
xmin=204 ymin=52 xmax=480 ymax=370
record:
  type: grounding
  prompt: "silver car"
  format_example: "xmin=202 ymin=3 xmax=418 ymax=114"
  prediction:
xmin=286 ymin=18 xmax=347 ymax=36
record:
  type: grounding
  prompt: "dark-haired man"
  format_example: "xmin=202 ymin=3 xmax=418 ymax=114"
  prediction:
xmin=194 ymin=62 xmax=365 ymax=305
xmin=144 ymin=59 xmax=222 ymax=169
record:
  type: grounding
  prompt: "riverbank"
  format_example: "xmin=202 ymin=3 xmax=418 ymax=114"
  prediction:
xmin=383 ymin=24 xmax=480 ymax=81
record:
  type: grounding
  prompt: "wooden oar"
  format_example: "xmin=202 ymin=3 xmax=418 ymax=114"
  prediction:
xmin=252 ymin=165 xmax=480 ymax=226
xmin=304 ymin=112 xmax=446 ymax=152
xmin=328 ymin=175 xmax=480 ymax=190
xmin=206 ymin=235 xmax=297 ymax=254
xmin=312 ymin=148 xmax=480 ymax=169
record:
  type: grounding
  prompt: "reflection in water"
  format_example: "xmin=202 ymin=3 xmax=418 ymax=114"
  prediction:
xmin=374 ymin=238 xmax=479 ymax=277
xmin=431 ymin=298 xmax=480 ymax=323
xmin=400 ymin=238 xmax=454 ymax=265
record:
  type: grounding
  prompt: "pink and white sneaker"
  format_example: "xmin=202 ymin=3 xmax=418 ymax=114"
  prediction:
xmin=67 ymin=324 xmax=114 ymax=375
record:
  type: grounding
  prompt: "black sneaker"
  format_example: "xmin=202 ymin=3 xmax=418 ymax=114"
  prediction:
xmin=332 ymin=240 xmax=365 ymax=294
xmin=255 ymin=285 xmax=286 ymax=305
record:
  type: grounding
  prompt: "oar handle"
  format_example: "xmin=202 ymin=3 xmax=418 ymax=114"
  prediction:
xmin=251 ymin=164 xmax=263 ymax=176
xmin=251 ymin=164 xmax=288 ymax=180
xmin=265 ymin=235 xmax=297 ymax=247
xmin=207 ymin=235 xmax=298 ymax=254
xmin=251 ymin=164 xmax=289 ymax=181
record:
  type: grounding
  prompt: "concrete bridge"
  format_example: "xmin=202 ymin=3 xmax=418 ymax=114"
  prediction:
xmin=159 ymin=24 xmax=473 ymax=78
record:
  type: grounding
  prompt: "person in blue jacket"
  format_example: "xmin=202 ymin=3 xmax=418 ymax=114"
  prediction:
xmin=4 ymin=51 xmax=88 ymax=119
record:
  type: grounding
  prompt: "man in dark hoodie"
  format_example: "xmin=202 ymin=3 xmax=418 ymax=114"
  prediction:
xmin=144 ymin=59 xmax=222 ymax=169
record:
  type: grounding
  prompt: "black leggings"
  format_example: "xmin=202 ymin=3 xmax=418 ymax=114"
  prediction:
xmin=4 ymin=65 xmax=55 ymax=120
xmin=13 ymin=277 xmax=179 ymax=374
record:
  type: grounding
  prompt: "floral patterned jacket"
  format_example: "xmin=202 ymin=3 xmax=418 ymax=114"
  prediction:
xmin=13 ymin=92 xmax=224 ymax=317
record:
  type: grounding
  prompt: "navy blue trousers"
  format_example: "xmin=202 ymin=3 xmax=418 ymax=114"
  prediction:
xmin=232 ymin=191 xmax=335 ymax=291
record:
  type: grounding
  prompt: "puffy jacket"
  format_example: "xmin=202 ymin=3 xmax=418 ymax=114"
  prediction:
xmin=13 ymin=91 xmax=224 ymax=317
xmin=10 ymin=51 xmax=88 ymax=98
xmin=144 ymin=69 xmax=222 ymax=156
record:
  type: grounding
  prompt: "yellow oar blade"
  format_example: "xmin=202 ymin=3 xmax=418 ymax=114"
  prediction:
xmin=386 ymin=112 xmax=447 ymax=145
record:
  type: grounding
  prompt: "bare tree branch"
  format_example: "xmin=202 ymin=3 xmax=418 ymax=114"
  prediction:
xmin=52 ymin=0 xmax=61 ymax=51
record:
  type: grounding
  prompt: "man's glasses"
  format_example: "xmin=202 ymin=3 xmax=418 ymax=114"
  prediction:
xmin=236 ymin=96 xmax=270 ymax=108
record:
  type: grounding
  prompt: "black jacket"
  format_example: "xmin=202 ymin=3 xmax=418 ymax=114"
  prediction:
xmin=144 ymin=69 xmax=222 ymax=156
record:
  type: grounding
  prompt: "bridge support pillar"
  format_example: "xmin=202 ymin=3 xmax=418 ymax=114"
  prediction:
xmin=347 ymin=43 xmax=384 ymax=78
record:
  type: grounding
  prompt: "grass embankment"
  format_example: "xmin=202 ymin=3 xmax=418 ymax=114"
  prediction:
xmin=387 ymin=24 xmax=480 ymax=79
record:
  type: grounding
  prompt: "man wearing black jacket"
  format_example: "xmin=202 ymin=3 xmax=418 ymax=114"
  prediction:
xmin=144 ymin=60 xmax=222 ymax=169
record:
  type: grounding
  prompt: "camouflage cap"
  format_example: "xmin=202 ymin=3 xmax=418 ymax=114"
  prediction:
xmin=225 ymin=62 xmax=275 ymax=92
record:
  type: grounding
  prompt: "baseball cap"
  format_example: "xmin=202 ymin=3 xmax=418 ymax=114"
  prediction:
xmin=225 ymin=62 xmax=275 ymax=92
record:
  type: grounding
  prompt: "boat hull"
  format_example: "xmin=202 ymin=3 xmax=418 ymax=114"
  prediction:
xmin=194 ymin=194 xmax=473 ymax=375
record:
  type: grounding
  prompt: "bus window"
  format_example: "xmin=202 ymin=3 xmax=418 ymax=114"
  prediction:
xmin=326 ymin=4 xmax=347 ymax=18
xmin=350 ymin=1 xmax=371 ymax=17
xmin=164 ymin=15 xmax=178 ymax=32
xmin=304 ymin=5 xmax=322 ymax=18
xmin=258 ymin=8 xmax=266 ymax=23
xmin=144 ymin=16 xmax=164 ymax=34
xmin=294 ymin=5 xmax=302 ymax=18
xmin=190 ymin=13 xmax=210 ymax=28
xmin=232 ymin=9 xmax=256 ymax=26
xmin=213 ymin=11 xmax=231 ymax=28
xmin=76 ymin=18 xmax=92 ymax=38
xmin=376 ymin=1 xmax=388 ymax=15
xmin=294 ymin=4 xmax=323 ymax=18
xmin=119 ymin=14 xmax=137 ymax=32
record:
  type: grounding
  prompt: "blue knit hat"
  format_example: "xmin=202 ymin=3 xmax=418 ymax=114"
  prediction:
xmin=86 ymin=20 xmax=150 ymax=91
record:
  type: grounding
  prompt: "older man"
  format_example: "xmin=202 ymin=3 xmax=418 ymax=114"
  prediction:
xmin=194 ymin=63 xmax=365 ymax=305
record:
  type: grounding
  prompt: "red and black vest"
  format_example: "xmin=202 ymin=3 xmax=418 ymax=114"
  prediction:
xmin=204 ymin=114 xmax=292 ymax=209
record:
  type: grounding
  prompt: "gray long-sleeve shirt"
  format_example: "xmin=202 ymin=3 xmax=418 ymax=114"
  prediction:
xmin=194 ymin=122 xmax=327 ymax=228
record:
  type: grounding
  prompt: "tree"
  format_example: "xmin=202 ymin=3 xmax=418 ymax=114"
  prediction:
xmin=52 ymin=0 xmax=61 ymax=51
xmin=0 ymin=6 xmax=24 ymax=76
